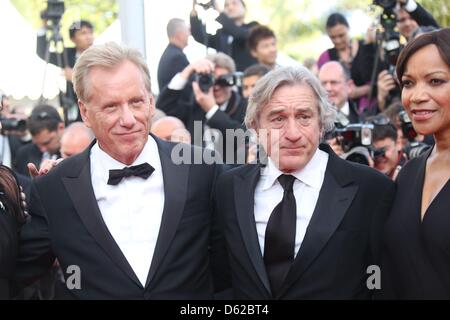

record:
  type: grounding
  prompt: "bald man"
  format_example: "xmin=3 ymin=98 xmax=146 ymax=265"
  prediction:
xmin=151 ymin=116 xmax=191 ymax=144
xmin=318 ymin=61 xmax=360 ymax=124
xmin=60 ymin=121 xmax=94 ymax=158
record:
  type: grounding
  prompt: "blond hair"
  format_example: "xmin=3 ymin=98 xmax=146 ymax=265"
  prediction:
xmin=72 ymin=42 xmax=151 ymax=102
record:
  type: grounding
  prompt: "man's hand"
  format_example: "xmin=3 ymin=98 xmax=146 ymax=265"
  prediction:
xmin=377 ymin=70 xmax=397 ymax=111
xmin=214 ymin=0 xmax=223 ymax=13
xmin=27 ymin=158 xmax=64 ymax=178
xmin=192 ymin=82 xmax=216 ymax=112
xmin=180 ymin=59 xmax=215 ymax=80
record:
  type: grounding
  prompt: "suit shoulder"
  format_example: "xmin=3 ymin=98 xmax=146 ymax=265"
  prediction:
xmin=340 ymin=158 xmax=394 ymax=188
xmin=217 ymin=164 xmax=255 ymax=185
xmin=34 ymin=153 xmax=85 ymax=186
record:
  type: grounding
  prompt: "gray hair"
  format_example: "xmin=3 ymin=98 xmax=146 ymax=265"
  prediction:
xmin=167 ymin=18 xmax=187 ymax=38
xmin=245 ymin=66 xmax=336 ymax=133
xmin=206 ymin=52 xmax=236 ymax=73
xmin=72 ymin=42 xmax=151 ymax=102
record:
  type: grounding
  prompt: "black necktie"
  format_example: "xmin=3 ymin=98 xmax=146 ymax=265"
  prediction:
xmin=107 ymin=163 xmax=155 ymax=186
xmin=264 ymin=174 xmax=297 ymax=297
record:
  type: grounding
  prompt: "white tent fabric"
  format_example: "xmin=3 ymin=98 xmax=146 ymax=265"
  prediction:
xmin=0 ymin=0 xmax=64 ymax=100
xmin=0 ymin=0 xmax=123 ymax=101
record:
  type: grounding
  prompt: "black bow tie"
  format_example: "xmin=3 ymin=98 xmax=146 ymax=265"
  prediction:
xmin=107 ymin=163 xmax=155 ymax=186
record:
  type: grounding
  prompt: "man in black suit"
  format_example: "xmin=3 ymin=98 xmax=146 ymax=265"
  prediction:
xmin=14 ymin=42 xmax=228 ymax=299
xmin=37 ymin=19 xmax=94 ymax=123
xmin=157 ymin=18 xmax=190 ymax=92
xmin=396 ymin=0 xmax=439 ymax=41
xmin=14 ymin=105 xmax=64 ymax=176
xmin=215 ymin=66 xmax=395 ymax=299
xmin=319 ymin=61 xmax=360 ymax=124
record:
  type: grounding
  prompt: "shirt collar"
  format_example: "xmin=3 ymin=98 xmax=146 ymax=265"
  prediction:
xmin=261 ymin=147 xmax=328 ymax=190
xmin=91 ymin=135 xmax=160 ymax=177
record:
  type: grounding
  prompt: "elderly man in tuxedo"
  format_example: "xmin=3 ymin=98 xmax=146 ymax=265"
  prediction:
xmin=14 ymin=42 xmax=228 ymax=299
xmin=215 ymin=66 xmax=395 ymax=299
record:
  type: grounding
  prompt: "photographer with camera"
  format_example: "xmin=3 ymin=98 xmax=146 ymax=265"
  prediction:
xmin=371 ymin=119 xmax=406 ymax=180
xmin=0 ymin=93 xmax=30 ymax=169
xmin=157 ymin=52 xmax=247 ymax=160
xmin=190 ymin=0 xmax=258 ymax=72
xmin=37 ymin=1 xmax=94 ymax=124
xmin=394 ymin=0 xmax=439 ymax=41
xmin=372 ymin=0 xmax=439 ymax=112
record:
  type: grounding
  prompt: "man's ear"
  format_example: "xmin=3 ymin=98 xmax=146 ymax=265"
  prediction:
xmin=250 ymin=49 xmax=258 ymax=59
xmin=78 ymin=100 xmax=91 ymax=128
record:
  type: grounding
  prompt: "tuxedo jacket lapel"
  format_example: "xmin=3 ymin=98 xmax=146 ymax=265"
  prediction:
xmin=234 ymin=164 xmax=272 ymax=295
xmin=279 ymin=145 xmax=358 ymax=296
xmin=145 ymin=138 xmax=189 ymax=288
xmin=61 ymin=143 xmax=142 ymax=288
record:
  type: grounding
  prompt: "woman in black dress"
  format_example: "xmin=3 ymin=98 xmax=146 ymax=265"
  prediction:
xmin=381 ymin=28 xmax=450 ymax=299
xmin=0 ymin=165 xmax=27 ymax=299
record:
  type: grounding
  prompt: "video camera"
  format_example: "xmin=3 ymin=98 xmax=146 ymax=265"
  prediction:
xmin=195 ymin=72 xmax=243 ymax=93
xmin=0 ymin=117 xmax=27 ymax=134
xmin=336 ymin=123 xmax=375 ymax=165
xmin=40 ymin=0 xmax=65 ymax=24
xmin=373 ymin=0 xmax=402 ymax=74
xmin=326 ymin=113 xmax=375 ymax=165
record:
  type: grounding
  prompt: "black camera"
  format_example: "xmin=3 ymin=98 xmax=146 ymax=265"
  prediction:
xmin=399 ymin=110 xmax=417 ymax=141
xmin=195 ymin=0 xmax=216 ymax=10
xmin=398 ymin=110 xmax=432 ymax=159
xmin=0 ymin=117 xmax=27 ymax=134
xmin=372 ymin=146 xmax=386 ymax=159
xmin=41 ymin=0 xmax=65 ymax=23
xmin=374 ymin=0 xmax=397 ymax=10
xmin=195 ymin=72 xmax=243 ymax=93
xmin=373 ymin=0 xmax=402 ymax=72
xmin=329 ymin=118 xmax=375 ymax=165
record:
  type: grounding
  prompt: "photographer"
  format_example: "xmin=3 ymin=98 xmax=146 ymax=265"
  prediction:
xmin=0 ymin=94 xmax=30 ymax=169
xmin=371 ymin=120 xmax=406 ymax=180
xmin=156 ymin=53 xmax=247 ymax=160
xmin=0 ymin=165 xmax=28 ymax=299
xmin=190 ymin=0 xmax=258 ymax=72
xmin=374 ymin=0 xmax=439 ymax=111
xmin=395 ymin=0 xmax=439 ymax=41
xmin=36 ymin=11 xmax=94 ymax=123
xmin=14 ymin=105 xmax=63 ymax=176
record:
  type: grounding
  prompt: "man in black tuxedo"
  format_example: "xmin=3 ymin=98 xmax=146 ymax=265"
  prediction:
xmin=15 ymin=42 xmax=228 ymax=299
xmin=37 ymin=19 xmax=94 ymax=123
xmin=157 ymin=18 xmax=190 ymax=92
xmin=215 ymin=66 xmax=395 ymax=299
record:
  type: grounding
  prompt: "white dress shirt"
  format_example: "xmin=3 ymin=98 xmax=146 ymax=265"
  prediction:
xmin=340 ymin=101 xmax=350 ymax=117
xmin=90 ymin=136 xmax=164 ymax=286
xmin=254 ymin=148 xmax=329 ymax=257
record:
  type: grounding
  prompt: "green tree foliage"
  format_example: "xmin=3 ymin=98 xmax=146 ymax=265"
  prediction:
xmin=11 ymin=0 xmax=118 ymax=46
xmin=418 ymin=0 xmax=449 ymax=27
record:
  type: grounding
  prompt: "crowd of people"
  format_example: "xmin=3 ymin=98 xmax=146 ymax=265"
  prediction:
xmin=0 ymin=0 xmax=449 ymax=300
